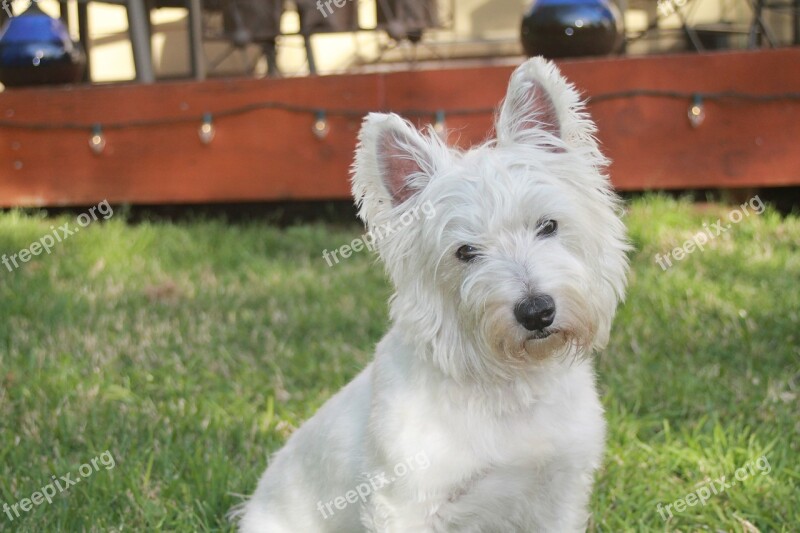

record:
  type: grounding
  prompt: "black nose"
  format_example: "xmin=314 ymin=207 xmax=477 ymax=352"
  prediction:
xmin=514 ymin=295 xmax=556 ymax=331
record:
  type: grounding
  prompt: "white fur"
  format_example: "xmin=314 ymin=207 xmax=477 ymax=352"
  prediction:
xmin=236 ymin=57 xmax=629 ymax=532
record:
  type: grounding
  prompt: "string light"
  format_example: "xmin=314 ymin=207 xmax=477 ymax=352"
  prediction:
xmin=312 ymin=111 xmax=329 ymax=139
xmin=198 ymin=113 xmax=216 ymax=144
xmin=88 ymin=124 xmax=106 ymax=155
xmin=0 ymin=91 xmax=795 ymax=133
xmin=688 ymin=95 xmax=705 ymax=128
xmin=0 ymin=90 xmax=795 ymax=151
xmin=433 ymin=110 xmax=446 ymax=135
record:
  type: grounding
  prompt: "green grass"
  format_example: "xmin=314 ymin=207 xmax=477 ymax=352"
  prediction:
xmin=0 ymin=195 xmax=797 ymax=532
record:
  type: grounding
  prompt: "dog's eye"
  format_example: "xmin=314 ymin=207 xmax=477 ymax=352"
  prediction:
xmin=538 ymin=219 xmax=558 ymax=237
xmin=456 ymin=245 xmax=480 ymax=262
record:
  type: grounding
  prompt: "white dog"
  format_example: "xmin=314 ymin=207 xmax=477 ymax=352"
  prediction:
xmin=237 ymin=57 xmax=629 ymax=532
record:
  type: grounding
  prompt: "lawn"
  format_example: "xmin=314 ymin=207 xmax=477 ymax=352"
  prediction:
xmin=0 ymin=195 xmax=797 ymax=532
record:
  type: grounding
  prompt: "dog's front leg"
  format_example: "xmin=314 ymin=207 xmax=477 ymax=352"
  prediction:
xmin=523 ymin=464 xmax=598 ymax=533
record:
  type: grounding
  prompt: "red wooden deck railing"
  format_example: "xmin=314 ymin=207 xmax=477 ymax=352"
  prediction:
xmin=1 ymin=48 xmax=799 ymax=207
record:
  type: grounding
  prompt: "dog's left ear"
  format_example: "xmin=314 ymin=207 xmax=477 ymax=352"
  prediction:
xmin=352 ymin=113 xmax=437 ymax=225
xmin=495 ymin=57 xmax=592 ymax=150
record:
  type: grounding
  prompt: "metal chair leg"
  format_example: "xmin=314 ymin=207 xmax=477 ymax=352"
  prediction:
xmin=263 ymin=40 xmax=280 ymax=77
xmin=59 ymin=1 xmax=70 ymax=24
xmin=78 ymin=1 xmax=92 ymax=82
xmin=795 ymin=0 xmax=800 ymax=44
xmin=126 ymin=0 xmax=155 ymax=83
xmin=187 ymin=0 xmax=205 ymax=80
xmin=303 ymin=33 xmax=316 ymax=75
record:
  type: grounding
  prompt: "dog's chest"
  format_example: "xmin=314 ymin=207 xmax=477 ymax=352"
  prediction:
xmin=425 ymin=391 xmax=568 ymax=464
xmin=378 ymin=376 xmax=595 ymax=481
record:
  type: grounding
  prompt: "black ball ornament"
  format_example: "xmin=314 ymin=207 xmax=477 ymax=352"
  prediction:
xmin=521 ymin=0 xmax=624 ymax=59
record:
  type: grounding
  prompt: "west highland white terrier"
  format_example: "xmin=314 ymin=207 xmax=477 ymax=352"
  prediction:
xmin=237 ymin=57 xmax=629 ymax=532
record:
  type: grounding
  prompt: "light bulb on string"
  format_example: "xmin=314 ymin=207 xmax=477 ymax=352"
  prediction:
xmin=688 ymin=95 xmax=705 ymax=128
xmin=312 ymin=111 xmax=329 ymax=139
xmin=433 ymin=110 xmax=446 ymax=136
xmin=198 ymin=113 xmax=216 ymax=144
xmin=89 ymin=124 xmax=106 ymax=155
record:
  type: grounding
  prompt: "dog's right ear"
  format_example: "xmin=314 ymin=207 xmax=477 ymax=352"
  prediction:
xmin=352 ymin=113 xmax=436 ymax=225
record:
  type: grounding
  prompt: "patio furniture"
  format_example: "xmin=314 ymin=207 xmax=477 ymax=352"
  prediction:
xmin=64 ymin=0 xmax=204 ymax=83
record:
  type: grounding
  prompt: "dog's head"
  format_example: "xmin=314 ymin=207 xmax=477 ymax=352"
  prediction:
xmin=352 ymin=57 xmax=629 ymax=382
